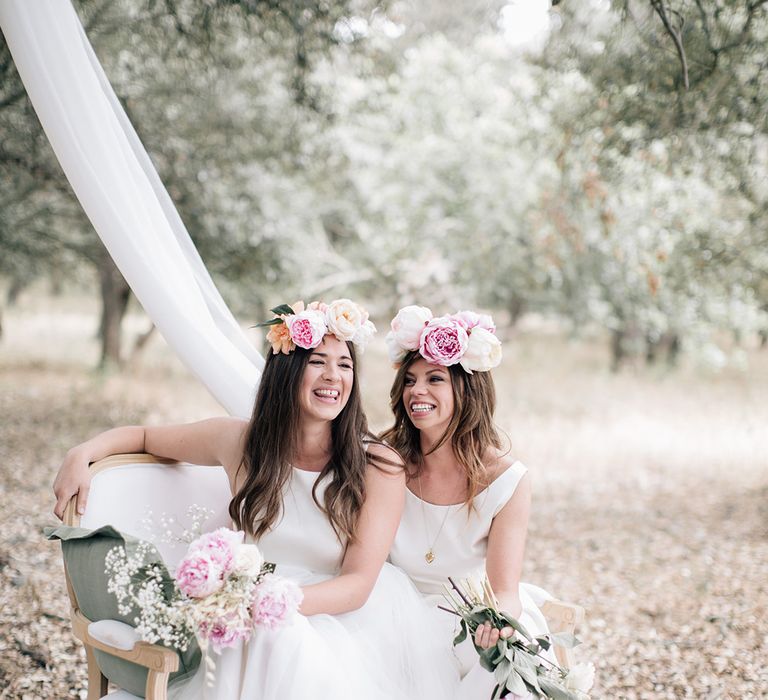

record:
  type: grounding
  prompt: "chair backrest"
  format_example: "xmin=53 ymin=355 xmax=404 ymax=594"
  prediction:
xmin=67 ymin=453 xmax=232 ymax=568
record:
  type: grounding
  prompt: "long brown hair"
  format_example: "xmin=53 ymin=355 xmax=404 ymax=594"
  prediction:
xmin=230 ymin=340 xmax=384 ymax=542
xmin=380 ymin=351 xmax=502 ymax=508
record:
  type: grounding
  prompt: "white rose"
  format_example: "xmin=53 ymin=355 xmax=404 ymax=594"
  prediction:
xmin=390 ymin=305 xmax=432 ymax=351
xmin=233 ymin=543 xmax=264 ymax=578
xmin=385 ymin=330 xmax=408 ymax=365
xmin=459 ymin=327 xmax=502 ymax=373
xmin=325 ymin=299 xmax=365 ymax=341
xmin=564 ymin=662 xmax=595 ymax=697
xmin=351 ymin=319 xmax=377 ymax=352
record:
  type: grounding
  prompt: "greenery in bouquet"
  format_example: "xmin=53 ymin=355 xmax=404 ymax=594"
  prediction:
xmin=441 ymin=577 xmax=594 ymax=700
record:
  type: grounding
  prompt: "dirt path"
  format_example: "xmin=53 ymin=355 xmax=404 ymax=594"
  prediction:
xmin=1 ymin=327 xmax=766 ymax=698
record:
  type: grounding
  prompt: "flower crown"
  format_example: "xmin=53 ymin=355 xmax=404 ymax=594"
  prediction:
xmin=385 ymin=305 xmax=501 ymax=373
xmin=258 ymin=299 xmax=376 ymax=355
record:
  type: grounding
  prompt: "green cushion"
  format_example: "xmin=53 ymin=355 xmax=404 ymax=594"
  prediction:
xmin=45 ymin=525 xmax=200 ymax=697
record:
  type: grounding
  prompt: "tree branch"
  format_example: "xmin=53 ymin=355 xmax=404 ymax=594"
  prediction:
xmin=650 ymin=0 xmax=690 ymax=90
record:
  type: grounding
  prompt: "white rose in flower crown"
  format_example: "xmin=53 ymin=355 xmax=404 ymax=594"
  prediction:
xmin=325 ymin=299 xmax=366 ymax=341
xmin=459 ymin=326 xmax=502 ymax=373
xmin=564 ymin=662 xmax=595 ymax=698
xmin=390 ymin=305 xmax=433 ymax=350
xmin=286 ymin=309 xmax=327 ymax=349
xmin=351 ymin=319 xmax=376 ymax=352
xmin=233 ymin=543 xmax=264 ymax=578
xmin=385 ymin=330 xmax=408 ymax=365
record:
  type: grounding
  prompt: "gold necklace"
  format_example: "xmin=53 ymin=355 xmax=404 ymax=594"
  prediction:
xmin=417 ymin=474 xmax=452 ymax=564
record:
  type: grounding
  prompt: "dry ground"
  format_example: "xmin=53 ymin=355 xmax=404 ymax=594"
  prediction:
xmin=1 ymin=295 xmax=766 ymax=699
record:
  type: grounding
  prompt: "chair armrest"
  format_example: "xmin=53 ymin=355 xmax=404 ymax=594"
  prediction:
xmin=72 ymin=608 xmax=179 ymax=674
xmin=539 ymin=598 xmax=585 ymax=669
xmin=88 ymin=620 xmax=141 ymax=651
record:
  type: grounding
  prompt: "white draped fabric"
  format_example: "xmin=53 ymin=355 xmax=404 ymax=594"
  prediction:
xmin=0 ymin=0 xmax=262 ymax=418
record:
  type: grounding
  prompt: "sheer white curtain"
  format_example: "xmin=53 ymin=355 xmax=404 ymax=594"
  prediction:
xmin=0 ymin=0 xmax=262 ymax=418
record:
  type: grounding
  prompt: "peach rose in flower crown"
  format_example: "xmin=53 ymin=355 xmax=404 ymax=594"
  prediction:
xmin=286 ymin=309 xmax=327 ymax=349
xmin=419 ymin=316 xmax=468 ymax=366
xmin=459 ymin=326 xmax=502 ymax=373
xmin=390 ymin=305 xmax=433 ymax=350
xmin=325 ymin=299 xmax=366 ymax=342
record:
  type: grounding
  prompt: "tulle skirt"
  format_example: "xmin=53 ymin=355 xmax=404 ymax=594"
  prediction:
xmin=168 ymin=562 xmax=459 ymax=700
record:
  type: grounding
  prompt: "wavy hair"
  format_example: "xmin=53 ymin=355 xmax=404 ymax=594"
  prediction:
xmin=380 ymin=351 xmax=503 ymax=508
xmin=229 ymin=340 xmax=387 ymax=542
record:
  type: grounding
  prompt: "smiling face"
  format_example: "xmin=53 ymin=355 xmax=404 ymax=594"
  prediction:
xmin=298 ymin=334 xmax=355 ymax=424
xmin=402 ymin=357 xmax=455 ymax=433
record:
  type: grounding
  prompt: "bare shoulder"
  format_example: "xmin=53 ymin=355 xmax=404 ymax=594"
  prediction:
xmin=365 ymin=440 xmax=406 ymax=480
xmin=484 ymin=448 xmax=521 ymax=485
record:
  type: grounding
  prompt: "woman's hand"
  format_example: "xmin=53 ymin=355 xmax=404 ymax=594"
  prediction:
xmin=53 ymin=447 xmax=93 ymax=520
xmin=474 ymin=621 xmax=514 ymax=649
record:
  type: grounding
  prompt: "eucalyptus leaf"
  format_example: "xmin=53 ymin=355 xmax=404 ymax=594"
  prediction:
xmin=513 ymin=661 xmax=542 ymax=692
xmin=505 ymin=669 xmax=528 ymax=695
xmin=501 ymin=612 xmax=533 ymax=641
xmin=550 ymin=632 xmax=580 ymax=649
xmin=535 ymin=635 xmax=552 ymax=651
xmin=453 ymin=619 xmax=468 ymax=646
xmin=538 ymin=677 xmax=579 ymax=700
xmin=494 ymin=658 xmax=511 ymax=685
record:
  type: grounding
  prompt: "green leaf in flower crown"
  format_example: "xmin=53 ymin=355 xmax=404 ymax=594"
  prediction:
xmin=538 ymin=677 xmax=579 ymax=700
xmin=453 ymin=619 xmax=468 ymax=646
xmin=550 ymin=632 xmax=580 ymax=649
xmin=253 ymin=318 xmax=284 ymax=328
xmin=270 ymin=304 xmax=295 ymax=316
xmin=505 ymin=669 xmax=528 ymax=696
xmin=501 ymin=612 xmax=533 ymax=641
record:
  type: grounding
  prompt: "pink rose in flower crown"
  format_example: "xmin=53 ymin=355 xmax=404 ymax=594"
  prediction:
xmin=286 ymin=309 xmax=327 ymax=349
xmin=452 ymin=310 xmax=496 ymax=334
xmin=390 ymin=305 xmax=433 ymax=351
xmin=175 ymin=551 xmax=225 ymax=598
xmin=189 ymin=528 xmax=243 ymax=577
xmin=419 ymin=316 xmax=469 ymax=366
xmin=251 ymin=573 xmax=303 ymax=630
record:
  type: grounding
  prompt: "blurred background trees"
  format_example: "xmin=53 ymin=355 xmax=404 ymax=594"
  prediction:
xmin=1 ymin=0 xmax=766 ymax=369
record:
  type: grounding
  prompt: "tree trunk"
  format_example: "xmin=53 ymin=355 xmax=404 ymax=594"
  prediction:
xmin=97 ymin=253 xmax=131 ymax=369
xmin=610 ymin=328 xmax=625 ymax=373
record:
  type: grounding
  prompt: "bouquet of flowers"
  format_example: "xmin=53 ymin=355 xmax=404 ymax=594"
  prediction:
xmin=441 ymin=576 xmax=594 ymax=700
xmin=105 ymin=527 xmax=302 ymax=656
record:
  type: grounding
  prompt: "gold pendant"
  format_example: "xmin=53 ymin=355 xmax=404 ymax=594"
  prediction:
xmin=425 ymin=549 xmax=435 ymax=564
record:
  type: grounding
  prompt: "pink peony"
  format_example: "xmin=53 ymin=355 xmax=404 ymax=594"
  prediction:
xmin=419 ymin=316 xmax=468 ymax=366
xmin=188 ymin=528 xmax=243 ymax=576
xmin=175 ymin=551 xmax=224 ymax=598
xmin=452 ymin=310 xmax=496 ymax=334
xmin=250 ymin=574 xmax=303 ymax=630
xmin=286 ymin=310 xmax=327 ymax=350
xmin=390 ymin=305 xmax=433 ymax=351
xmin=199 ymin=615 xmax=250 ymax=653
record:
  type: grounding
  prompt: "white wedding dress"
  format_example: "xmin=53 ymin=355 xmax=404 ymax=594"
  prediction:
xmin=390 ymin=461 xmax=551 ymax=700
xmin=169 ymin=466 xmax=458 ymax=700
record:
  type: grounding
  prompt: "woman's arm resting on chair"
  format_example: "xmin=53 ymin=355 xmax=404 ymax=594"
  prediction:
xmin=298 ymin=444 xmax=406 ymax=616
xmin=52 ymin=418 xmax=247 ymax=520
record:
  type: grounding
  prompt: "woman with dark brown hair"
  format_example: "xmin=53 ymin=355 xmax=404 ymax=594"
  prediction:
xmin=52 ymin=299 xmax=455 ymax=700
xmin=382 ymin=305 xmax=551 ymax=698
